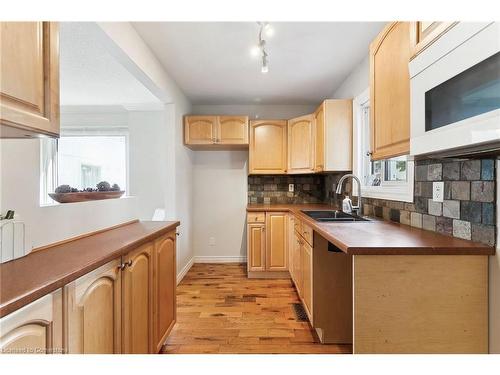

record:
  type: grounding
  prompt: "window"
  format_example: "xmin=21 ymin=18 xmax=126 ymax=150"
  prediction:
xmin=40 ymin=129 xmax=129 ymax=205
xmin=353 ymin=88 xmax=414 ymax=202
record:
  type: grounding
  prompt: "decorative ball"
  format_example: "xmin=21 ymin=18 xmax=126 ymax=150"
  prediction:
xmin=55 ymin=185 xmax=72 ymax=194
xmin=96 ymin=181 xmax=111 ymax=191
xmin=111 ymin=183 xmax=120 ymax=191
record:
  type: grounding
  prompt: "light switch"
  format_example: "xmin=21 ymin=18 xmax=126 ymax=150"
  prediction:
xmin=288 ymin=184 xmax=294 ymax=192
xmin=433 ymin=181 xmax=444 ymax=202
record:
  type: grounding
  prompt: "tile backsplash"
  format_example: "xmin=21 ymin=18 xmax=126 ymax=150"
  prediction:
xmin=363 ymin=158 xmax=496 ymax=246
xmin=247 ymin=158 xmax=496 ymax=247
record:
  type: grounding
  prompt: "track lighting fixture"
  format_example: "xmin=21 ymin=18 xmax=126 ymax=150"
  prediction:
xmin=252 ymin=22 xmax=273 ymax=74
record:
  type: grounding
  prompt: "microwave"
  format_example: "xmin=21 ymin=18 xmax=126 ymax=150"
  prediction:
xmin=410 ymin=22 xmax=500 ymax=157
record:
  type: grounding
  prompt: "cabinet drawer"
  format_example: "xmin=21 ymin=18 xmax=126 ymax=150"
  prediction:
xmin=302 ymin=223 xmax=313 ymax=246
xmin=247 ymin=212 xmax=265 ymax=223
xmin=293 ymin=218 xmax=303 ymax=234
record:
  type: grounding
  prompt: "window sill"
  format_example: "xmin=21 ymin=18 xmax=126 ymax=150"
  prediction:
xmin=358 ymin=185 xmax=414 ymax=203
xmin=40 ymin=195 xmax=135 ymax=208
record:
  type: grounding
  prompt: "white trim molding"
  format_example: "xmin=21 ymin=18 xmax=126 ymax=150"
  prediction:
xmin=177 ymin=257 xmax=194 ymax=285
xmin=194 ymin=256 xmax=247 ymax=264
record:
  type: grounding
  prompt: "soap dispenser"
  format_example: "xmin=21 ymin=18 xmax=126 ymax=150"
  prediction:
xmin=342 ymin=194 xmax=353 ymax=214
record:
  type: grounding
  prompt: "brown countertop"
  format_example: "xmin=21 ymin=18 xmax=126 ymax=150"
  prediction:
xmin=247 ymin=204 xmax=494 ymax=256
xmin=0 ymin=221 xmax=179 ymax=318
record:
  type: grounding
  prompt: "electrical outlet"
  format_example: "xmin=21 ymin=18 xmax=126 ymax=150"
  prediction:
xmin=288 ymin=184 xmax=294 ymax=192
xmin=209 ymin=237 xmax=216 ymax=246
xmin=433 ymin=181 xmax=444 ymax=202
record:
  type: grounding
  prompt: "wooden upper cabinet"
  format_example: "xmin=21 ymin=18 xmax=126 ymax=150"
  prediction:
xmin=217 ymin=116 xmax=248 ymax=144
xmin=288 ymin=114 xmax=315 ymax=174
xmin=412 ymin=22 xmax=457 ymax=58
xmin=64 ymin=260 xmax=122 ymax=354
xmin=319 ymin=99 xmax=353 ymax=171
xmin=265 ymin=212 xmax=288 ymax=271
xmin=0 ymin=22 xmax=60 ymax=138
xmin=0 ymin=291 xmax=63 ymax=354
xmin=369 ymin=22 xmax=415 ymax=160
xmin=249 ymin=120 xmax=287 ymax=174
xmin=184 ymin=115 xmax=248 ymax=148
xmin=152 ymin=232 xmax=176 ymax=353
xmin=122 ymin=243 xmax=153 ymax=354
xmin=184 ymin=116 xmax=217 ymax=145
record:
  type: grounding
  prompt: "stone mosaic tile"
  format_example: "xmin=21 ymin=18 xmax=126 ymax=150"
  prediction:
xmin=428 ymin=200 xmax=442 ymax=216
xmin=451 ymin=181 xmax=470 ymax=201
xmin=427 ymin=163 xmax=443 ymax=181
xmin=471 ymin=181 xmax=495 ymax=202
xmin=460 ymin=201 xmax=482 ymax=224
xmin=415 ymin=165 xmax=428 ymax=181
xmin=410 ymin=212 xmax=423 ymax=228
xmin=400 ymin=210 xmax=411 ymax=226
xmin=390 ymin=209 xmax=400 ymax=223
xmin=481 ymin=160 xmax=495 ymax=181
xmin=415 ymin=196 xmax=428 ymax=213
xmin=436 ymin=216 xmax=453 ymax=236
xmin=453 ymin=219 xmax=471 ymax=240
xmin=461 ymin=160 xmax=481 ymax=180
xmin=443 ymin=200 xmax=460 ymax=219
xmin=471 ymin=223 xmax=495 ymax=246
xmin=442 ymin=161 xmax=461 ymax=180
xmin=422 ymin=214 xmax=436 ymax=232
xmin=483 ymin=203 xmax=495 ymax=226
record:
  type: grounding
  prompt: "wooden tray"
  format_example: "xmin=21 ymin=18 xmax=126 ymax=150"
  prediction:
xmin=49 ymin=191 xmax=125 ymax=203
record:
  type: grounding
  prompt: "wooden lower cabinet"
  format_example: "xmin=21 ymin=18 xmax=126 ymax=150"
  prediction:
xmin=152 ymin=232 xmax=177 ymax=353
xmin=291 ymin=229 xmax=303 ymax=297
xmin=64 ymin=260 xmax=122 ymax=354
xmin=122 ymin=243 xmax=154 ymax=354
xmin=0 ymin=291 xmax=63 ymax=354
xmin=265 ymin=212 xmax=288 ymax=271
xmin=247 ymin=222 xmax=266 ymax=272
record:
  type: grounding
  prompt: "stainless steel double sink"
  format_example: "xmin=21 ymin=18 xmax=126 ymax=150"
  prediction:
xmin=301 ymin=210 xmax=370 ymax=222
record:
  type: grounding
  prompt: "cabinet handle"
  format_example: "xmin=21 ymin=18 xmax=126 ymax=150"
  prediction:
xmin=125 ymin=260 xmax=132 ymax=268
xmin=176 ymin=232 xmax=180 ymax=236
xmin=118 ymin=263 xmax=126 ymax=271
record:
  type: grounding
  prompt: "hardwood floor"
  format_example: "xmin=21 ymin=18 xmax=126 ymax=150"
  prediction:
xmin=161 ymin=263 xmax=352 ymax=354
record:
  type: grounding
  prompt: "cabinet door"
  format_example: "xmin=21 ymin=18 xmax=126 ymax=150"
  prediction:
xmin=323 ymin=99 xmax=353 ymax=171
xmin=0 ymin=291 xmax=63 ymax=354
xmin=292 ymin=231 xmax=303 ymax=297
xmin=184 ymin=116 xmax=216 ymax=145
xmin=287 ymin=114 xmax=315 ymax=174
xmin=302 ymin=241 xmax=313 ymax=321
xmin=152 ymin=233 xmax=176 ymax=353
xmin=247 ymin=223 xmax=266 ymax=271
xmin=369 ymin=22 xmax=414 ymax=160
xmin=249 ymin=120 xmax=287 ymax=174
xmin=217 ymin=116 xmax=248 ymax=145
xmin=64 ymin=260 xmax=121 ymax=354
xmin=122 ymin=243 xmax=153 ymax=354
xmin=0 ymin=22 xmax=59 ymax=137
xmin=413 ymin=22 xmax=456 ymax=58
xmin=313 ymin=104 xmax=325 ymax=172
xmin=265 ymin=212 xmax=288 ymax=271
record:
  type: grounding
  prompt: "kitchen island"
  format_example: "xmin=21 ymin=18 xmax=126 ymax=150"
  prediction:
xmin=248 ymin=204 xmax=494 ymax=353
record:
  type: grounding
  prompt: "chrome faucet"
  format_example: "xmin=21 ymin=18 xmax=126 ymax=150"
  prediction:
xmin=335 ymin=174 xmax=362 ymax=216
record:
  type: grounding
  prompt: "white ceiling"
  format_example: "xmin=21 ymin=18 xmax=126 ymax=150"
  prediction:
xmin=60 ymin=22 xmax=160 ymax=106
xmin=132 ymin=22 xmax=385 ymax=105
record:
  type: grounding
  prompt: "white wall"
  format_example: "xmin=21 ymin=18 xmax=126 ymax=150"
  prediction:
xmin=490 ymin=158 xmax=500 ymax=353
xmin=330 ymin=56 xmax=369 ymax=99
xmin=189 ymin=104 xmax=316 ymax=261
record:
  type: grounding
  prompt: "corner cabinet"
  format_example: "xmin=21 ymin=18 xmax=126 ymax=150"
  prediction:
xmin=369 ymin=22 xmax=415 ymax=160
xmin=249 ymin=120 xmax=287 ymax=174
xmin=0 ymin=22 xmax=60 ymax=138
xmin=287 ymin=114 xmax=315 ymax=174
xmin=184 ymin=115 xmax=248 ymax=149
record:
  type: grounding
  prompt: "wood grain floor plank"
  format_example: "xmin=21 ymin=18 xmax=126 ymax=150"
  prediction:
xmin=161 ymin=263 xmax=352 ymax=354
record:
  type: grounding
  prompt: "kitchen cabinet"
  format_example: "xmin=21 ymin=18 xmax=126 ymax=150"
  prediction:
xmin=287 ymin=114 xmax=315 ymax=174
xmin=0 ymin=291 xmax=63 ymax=354
xmin=369 ymin=22 xmax=415 ymax=160
xmin=412 ymin=22 xmax=456 ymax=58
xmin=64 ymin=260 xmax=122 ymax=354
xmin=265 ymin=212 xmax=288 ymax=271
xmin=184 ymin=115 xmax=248 ymax=148
xmin=247 ymin=223 xmax=266 ymax=272
xmin=0 ymin=22 xmax=60 ymax=138
xmin=152 ymin=232 xmax=177 ymax=353
xmin=291 ymin=229 xmax=303 ymax=297
xmin=246 ymin=212 xmax=289 ymax=276
xmin=122 ymin=243 xmax=154 ymax=354
xmin=249 ymin=120 xmax=287 ymax=174
xmin=313 ymin=105 xmax=325 ymax=172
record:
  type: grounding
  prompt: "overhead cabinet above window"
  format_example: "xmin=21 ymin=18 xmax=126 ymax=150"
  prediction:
xmin=0 ymin=22 xmax=60 ymax=138
xmin=184 ymin=115 xmax=249 ymax=149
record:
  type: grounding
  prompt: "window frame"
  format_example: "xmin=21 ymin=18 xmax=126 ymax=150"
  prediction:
xmin=352 ymin=88 xmax=414 ymax=203
xmin=40 ymin=126 xmax=130 ymax=206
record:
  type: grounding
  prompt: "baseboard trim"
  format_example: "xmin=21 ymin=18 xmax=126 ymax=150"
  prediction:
xmin=177 ymin=257 xmax=194 ymax=285
xmin=194 ymin=256 xmax=247 ymax=264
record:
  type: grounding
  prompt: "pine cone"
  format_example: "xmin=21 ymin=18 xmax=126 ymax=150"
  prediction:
xmin=96 ymin=181 xmax=111 ymax=191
